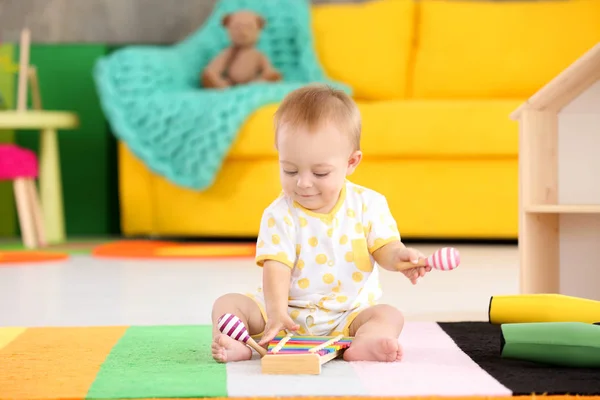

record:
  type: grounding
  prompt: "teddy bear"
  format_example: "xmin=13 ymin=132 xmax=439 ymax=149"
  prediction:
xmin=201 ymin=10 xmax=282 ymax=89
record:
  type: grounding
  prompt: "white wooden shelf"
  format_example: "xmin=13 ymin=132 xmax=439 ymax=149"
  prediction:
xmin=525 ymin=204 xmax=600 ymax=213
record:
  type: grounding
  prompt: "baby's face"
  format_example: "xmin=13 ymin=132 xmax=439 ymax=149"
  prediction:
xmin=277 ymin=122 xmax=361 ymax=214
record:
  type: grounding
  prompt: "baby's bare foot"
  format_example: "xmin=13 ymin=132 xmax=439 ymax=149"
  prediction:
xmin=343 ymin=336 xmax=403 ymax=362
xmin=211 ymin=333 xmax=252 ymax=363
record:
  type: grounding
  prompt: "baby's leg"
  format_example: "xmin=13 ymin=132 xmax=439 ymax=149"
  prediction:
xmin=343 ymin=304 xmax=404 ymax=362
xmin=211 ymin=293 xmax=265 ymax=363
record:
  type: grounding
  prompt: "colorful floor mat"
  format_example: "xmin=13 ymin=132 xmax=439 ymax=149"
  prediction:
xmin=92 ymin=240 xmax=256 ymax=259
xmin=0 ymin=250 xmax=69 ymax=264
xmin=1 ymin=322 xmax=599 ymax=399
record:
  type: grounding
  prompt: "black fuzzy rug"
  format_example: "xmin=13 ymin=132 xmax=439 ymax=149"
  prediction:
xmin=438 ymin=322 xmax=600 ymax=395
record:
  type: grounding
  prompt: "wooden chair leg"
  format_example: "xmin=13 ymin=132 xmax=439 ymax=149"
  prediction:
xmin=25 ymin=178 xmax=46 ymax=247
xmin=13 ymin=178 xmax=37 ymax=249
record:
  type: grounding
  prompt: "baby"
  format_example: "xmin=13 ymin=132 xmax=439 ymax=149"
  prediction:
xmin=211 ymin=84 xmax=431 ymax=363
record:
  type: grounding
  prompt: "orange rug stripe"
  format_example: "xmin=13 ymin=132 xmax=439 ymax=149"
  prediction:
xmin=0 ymin=327 xmax=26 ymax=351
xmin=91 ymin=240 xmax=170 ymax=258
xmin=0 ymin=326 xmax=127 ymax=400
xmin=0 ymin=251 xmax=69 ymax=264
xmin=155 ymin=243 xmax=255 ymax=258
xmin=92 ymin=240 xmax=255 ymax=259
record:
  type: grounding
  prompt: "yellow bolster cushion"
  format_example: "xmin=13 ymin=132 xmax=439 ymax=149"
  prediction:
xmin=411 ymin=0 xmax=600 ymax=99
xmin=311 ymin=0 xmax=416 ymax=101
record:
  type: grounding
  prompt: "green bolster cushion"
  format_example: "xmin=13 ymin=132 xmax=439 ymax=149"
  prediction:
xmin=500 ymin=322 xmax=600 ymax=368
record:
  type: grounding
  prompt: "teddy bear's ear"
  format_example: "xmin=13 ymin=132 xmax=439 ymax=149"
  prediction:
xmin=256 ymin=15 xmax=266 ymax=29
xmin=222 ymin=13 xmax=232 ymax=27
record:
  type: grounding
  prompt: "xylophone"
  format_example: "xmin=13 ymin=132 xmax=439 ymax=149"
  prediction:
xmin=262 ymin=332 xmax=353 ymax=375
xmin=217 ymin=313 xmax=353 ymax=374
xmin=395 ymin=246 xmax=460 ymax=272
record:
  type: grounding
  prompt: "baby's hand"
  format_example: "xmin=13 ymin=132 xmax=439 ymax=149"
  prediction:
xmin=396 ymin=247 xmax=432 ymax=285
xmin=258 ymin=313 xmax=299 ymax=347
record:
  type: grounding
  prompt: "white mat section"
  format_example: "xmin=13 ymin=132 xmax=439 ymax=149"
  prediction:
xmin=226 ymin=322 xmax=511 ymax=397
xmin=226 ymin=355 xmax=367 ymax=397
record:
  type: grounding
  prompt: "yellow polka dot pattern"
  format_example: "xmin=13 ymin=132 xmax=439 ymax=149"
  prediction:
xmin=355 ymin=223 xmax=363 ymax=234
xmin=272 ymin=234 xmax=280 ymax=245
xmin=323 ymin=273 xmax=335 ymax=284
xmin=316 ymin=254 xmax=327 ymax=264
xmin=368 ymin=292 xmax=376 ymax=306
xmin=298 ymin=278 xmax=310 ymax=289
xmin=309 ymin=237 xmax=318 ymax=247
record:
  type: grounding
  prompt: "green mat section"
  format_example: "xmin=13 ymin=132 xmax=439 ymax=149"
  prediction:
xmin=86 ymin=325 xmax=227 ymax=398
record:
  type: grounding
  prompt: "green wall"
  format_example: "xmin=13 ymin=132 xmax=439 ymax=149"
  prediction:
xmin=0 ymin=44 xmax=120 ymax=237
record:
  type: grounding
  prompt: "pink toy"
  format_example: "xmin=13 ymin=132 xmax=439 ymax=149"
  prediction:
xmin=0 ymin=144 xmax=45 ymax=248
xmin=396 ymin=247 xmax=460 ymax=272
xmin=425 ymin=247 xmax=460 ymax=271
xmin=218 ymin=313 xmax=267 ymax=356
xmin=0 ymin=144 xmax=38 ymax=179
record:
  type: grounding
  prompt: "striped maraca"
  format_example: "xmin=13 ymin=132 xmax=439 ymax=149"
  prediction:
xmin=218 ymin=313 xmax=267 ymax=356
xmin=396 ymin=247 xmax=460 ymax=272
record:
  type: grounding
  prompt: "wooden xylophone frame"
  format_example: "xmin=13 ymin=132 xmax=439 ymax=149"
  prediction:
xmin=261 ymin=333 xmax=353 ymax=375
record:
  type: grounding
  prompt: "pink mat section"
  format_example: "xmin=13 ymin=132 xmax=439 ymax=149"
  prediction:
xmin=350 ymin=322 xmax=512 ymax=396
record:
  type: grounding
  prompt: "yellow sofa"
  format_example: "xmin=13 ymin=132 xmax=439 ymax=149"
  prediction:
xmin=117 ymin=0 xmax=600 ymax=239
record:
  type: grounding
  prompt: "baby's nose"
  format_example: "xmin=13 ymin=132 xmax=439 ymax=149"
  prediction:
xmin=297 ymin=177 xmax=312 ymax=188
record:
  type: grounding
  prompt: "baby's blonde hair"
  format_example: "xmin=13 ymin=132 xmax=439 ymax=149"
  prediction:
xmin=274 ymin=84 xmax=361 ymax=150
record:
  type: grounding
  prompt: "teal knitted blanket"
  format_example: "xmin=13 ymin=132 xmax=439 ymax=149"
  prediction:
xmin=93 ymin=0 xmax=351 ymax=190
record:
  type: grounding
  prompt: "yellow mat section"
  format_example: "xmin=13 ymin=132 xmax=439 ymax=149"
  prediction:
xmin=0 ymin=327 xmax=26 ymax=350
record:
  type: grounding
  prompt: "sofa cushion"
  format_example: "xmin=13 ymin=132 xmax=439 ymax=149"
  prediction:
xmin=228 ymin=99 xmax=522 ymax=159
xmin=311 ymin=0 xmax=416 ymax=101
xmin=358 ymin=99 xmax=521 ymax=157
xmin=411 ymin=0 xmax=600 ymax=99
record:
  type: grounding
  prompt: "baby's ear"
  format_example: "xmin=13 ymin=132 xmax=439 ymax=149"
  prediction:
xmin=221 ymin=13 xmax=232 ymax=27
xmin=347 ymin=150 xmax=363 ymax=174
xmin=256 ymin=15 xmax=266 ymax=30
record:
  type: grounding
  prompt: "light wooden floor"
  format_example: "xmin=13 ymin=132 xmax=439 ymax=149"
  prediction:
xmin=0 ymin=243 xmax=519 ymax=327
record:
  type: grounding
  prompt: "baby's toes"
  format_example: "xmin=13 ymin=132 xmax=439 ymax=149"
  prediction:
xmin=212 ymin=347 xmax=225 ymax=362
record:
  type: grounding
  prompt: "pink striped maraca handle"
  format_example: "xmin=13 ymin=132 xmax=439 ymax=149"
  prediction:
xmin=218 ymin=313 xmax=250 ymax=342
xmin=425 ymin=247 xmax=460 ymax=271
